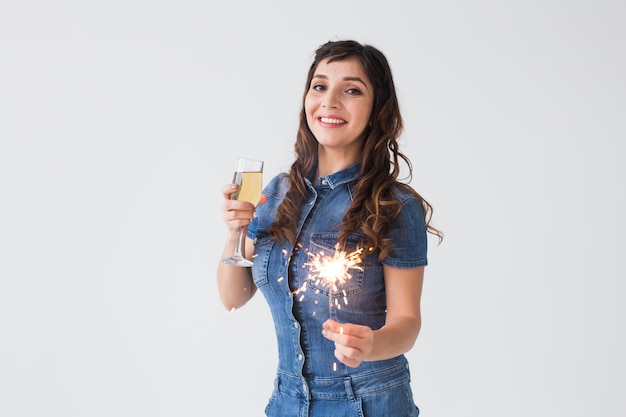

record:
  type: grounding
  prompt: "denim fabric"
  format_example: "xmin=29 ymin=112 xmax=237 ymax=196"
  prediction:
xmin=248 ymin=164 xmax=427 ymax=416
xmin=265 ymin=358 xmax=419 ymax=417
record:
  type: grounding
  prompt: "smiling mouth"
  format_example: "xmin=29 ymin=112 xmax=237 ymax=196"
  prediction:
xmin=319 ymin=117 xmax=346 ymax=125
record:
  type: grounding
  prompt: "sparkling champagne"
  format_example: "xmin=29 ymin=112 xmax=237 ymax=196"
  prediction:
xmin=231 ymin=171 xmax=263 ymax=206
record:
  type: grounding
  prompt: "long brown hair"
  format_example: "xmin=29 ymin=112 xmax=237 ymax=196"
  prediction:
xmin=268 ymin=40 xmax=442 ymax=259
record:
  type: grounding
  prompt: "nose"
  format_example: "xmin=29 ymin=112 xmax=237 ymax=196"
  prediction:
xmin=322 ymin=90 xmax=340 ymax=109
xmin=322 ymin=100 xmax=339 ymax=109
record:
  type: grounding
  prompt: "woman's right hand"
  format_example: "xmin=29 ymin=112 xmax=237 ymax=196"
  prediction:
xmin=217 ymin=184 xmax=266 ymax=310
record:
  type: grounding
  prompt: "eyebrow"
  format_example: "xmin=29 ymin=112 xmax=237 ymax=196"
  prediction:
xmin=312 ymin=74 xmax=369 ymax=89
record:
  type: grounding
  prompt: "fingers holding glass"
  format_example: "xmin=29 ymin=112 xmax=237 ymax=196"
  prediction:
xmin=221 ymin=158 xmax=264 ymax=267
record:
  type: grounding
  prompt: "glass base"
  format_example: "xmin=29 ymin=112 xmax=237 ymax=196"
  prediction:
xmin=221 ymin=254 xmax=254 ymax=267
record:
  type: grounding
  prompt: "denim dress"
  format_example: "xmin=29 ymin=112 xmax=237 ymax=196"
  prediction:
xmin=247 ymin=164 xmax=428 ymax=417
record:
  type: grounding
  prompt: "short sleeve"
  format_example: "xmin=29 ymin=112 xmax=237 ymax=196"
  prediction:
xmin=381 ymin=195 xmax=428 ymax=268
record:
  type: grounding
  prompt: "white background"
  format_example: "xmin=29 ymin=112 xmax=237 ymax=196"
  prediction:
xmin=1 ymin=1 xmax=625 ymax=416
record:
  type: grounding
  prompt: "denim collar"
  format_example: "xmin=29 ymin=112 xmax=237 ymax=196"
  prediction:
xmin=307 ymin=163 xmax=361 ymax=190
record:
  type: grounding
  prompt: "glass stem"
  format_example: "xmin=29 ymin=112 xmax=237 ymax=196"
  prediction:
xmin=233 ymin=226 xmax=246 ymax=259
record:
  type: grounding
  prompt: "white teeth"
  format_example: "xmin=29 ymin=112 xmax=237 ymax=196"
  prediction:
xmin=320 ymin=117 xmax=345 ymax=124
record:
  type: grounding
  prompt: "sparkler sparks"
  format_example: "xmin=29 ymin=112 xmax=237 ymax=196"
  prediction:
xmin=304 ymin=243 xmax=364 ymax=315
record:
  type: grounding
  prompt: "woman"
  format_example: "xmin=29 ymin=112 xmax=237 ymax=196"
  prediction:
xmin=217 ymin=39 xmax=442 ymax=417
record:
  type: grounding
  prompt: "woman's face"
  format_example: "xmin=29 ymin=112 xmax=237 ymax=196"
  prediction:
xmin=305 ymin=57 xmax=374 ymax=158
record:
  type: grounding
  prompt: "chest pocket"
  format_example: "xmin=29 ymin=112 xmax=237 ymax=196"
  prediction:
xmin=305 ymin=233 xmax=365 ymax=299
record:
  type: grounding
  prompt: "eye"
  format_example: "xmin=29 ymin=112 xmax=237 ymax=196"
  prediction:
xmin=346 ymin=88 xmax=362 ymax=96
xmin=312 ymin=84 xmax=326 ymax=92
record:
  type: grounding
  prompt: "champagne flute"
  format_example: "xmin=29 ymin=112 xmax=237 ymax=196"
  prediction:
xmin=221 ymin=157 xmax=264 ymax=267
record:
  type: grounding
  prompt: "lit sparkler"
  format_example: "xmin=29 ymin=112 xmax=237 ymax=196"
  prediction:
xmin=304 ymin=243 xmax=364 ymax=316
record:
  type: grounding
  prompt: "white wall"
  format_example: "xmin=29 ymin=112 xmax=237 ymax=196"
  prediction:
xmin=1 ymin=1 xmax=624 ymax=416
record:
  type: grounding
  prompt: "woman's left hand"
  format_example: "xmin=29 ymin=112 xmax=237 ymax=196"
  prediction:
xmin=322 ymin=319 xmax=374 ymax=368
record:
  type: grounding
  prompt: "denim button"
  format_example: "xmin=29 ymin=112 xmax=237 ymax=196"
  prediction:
xmin=321 ymin=179 xmax=328 ymax=185
xmin=293 ymin=321 xmax=299 ymax=328
xmin=298 ymin=354 xmax=303 ymax=361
